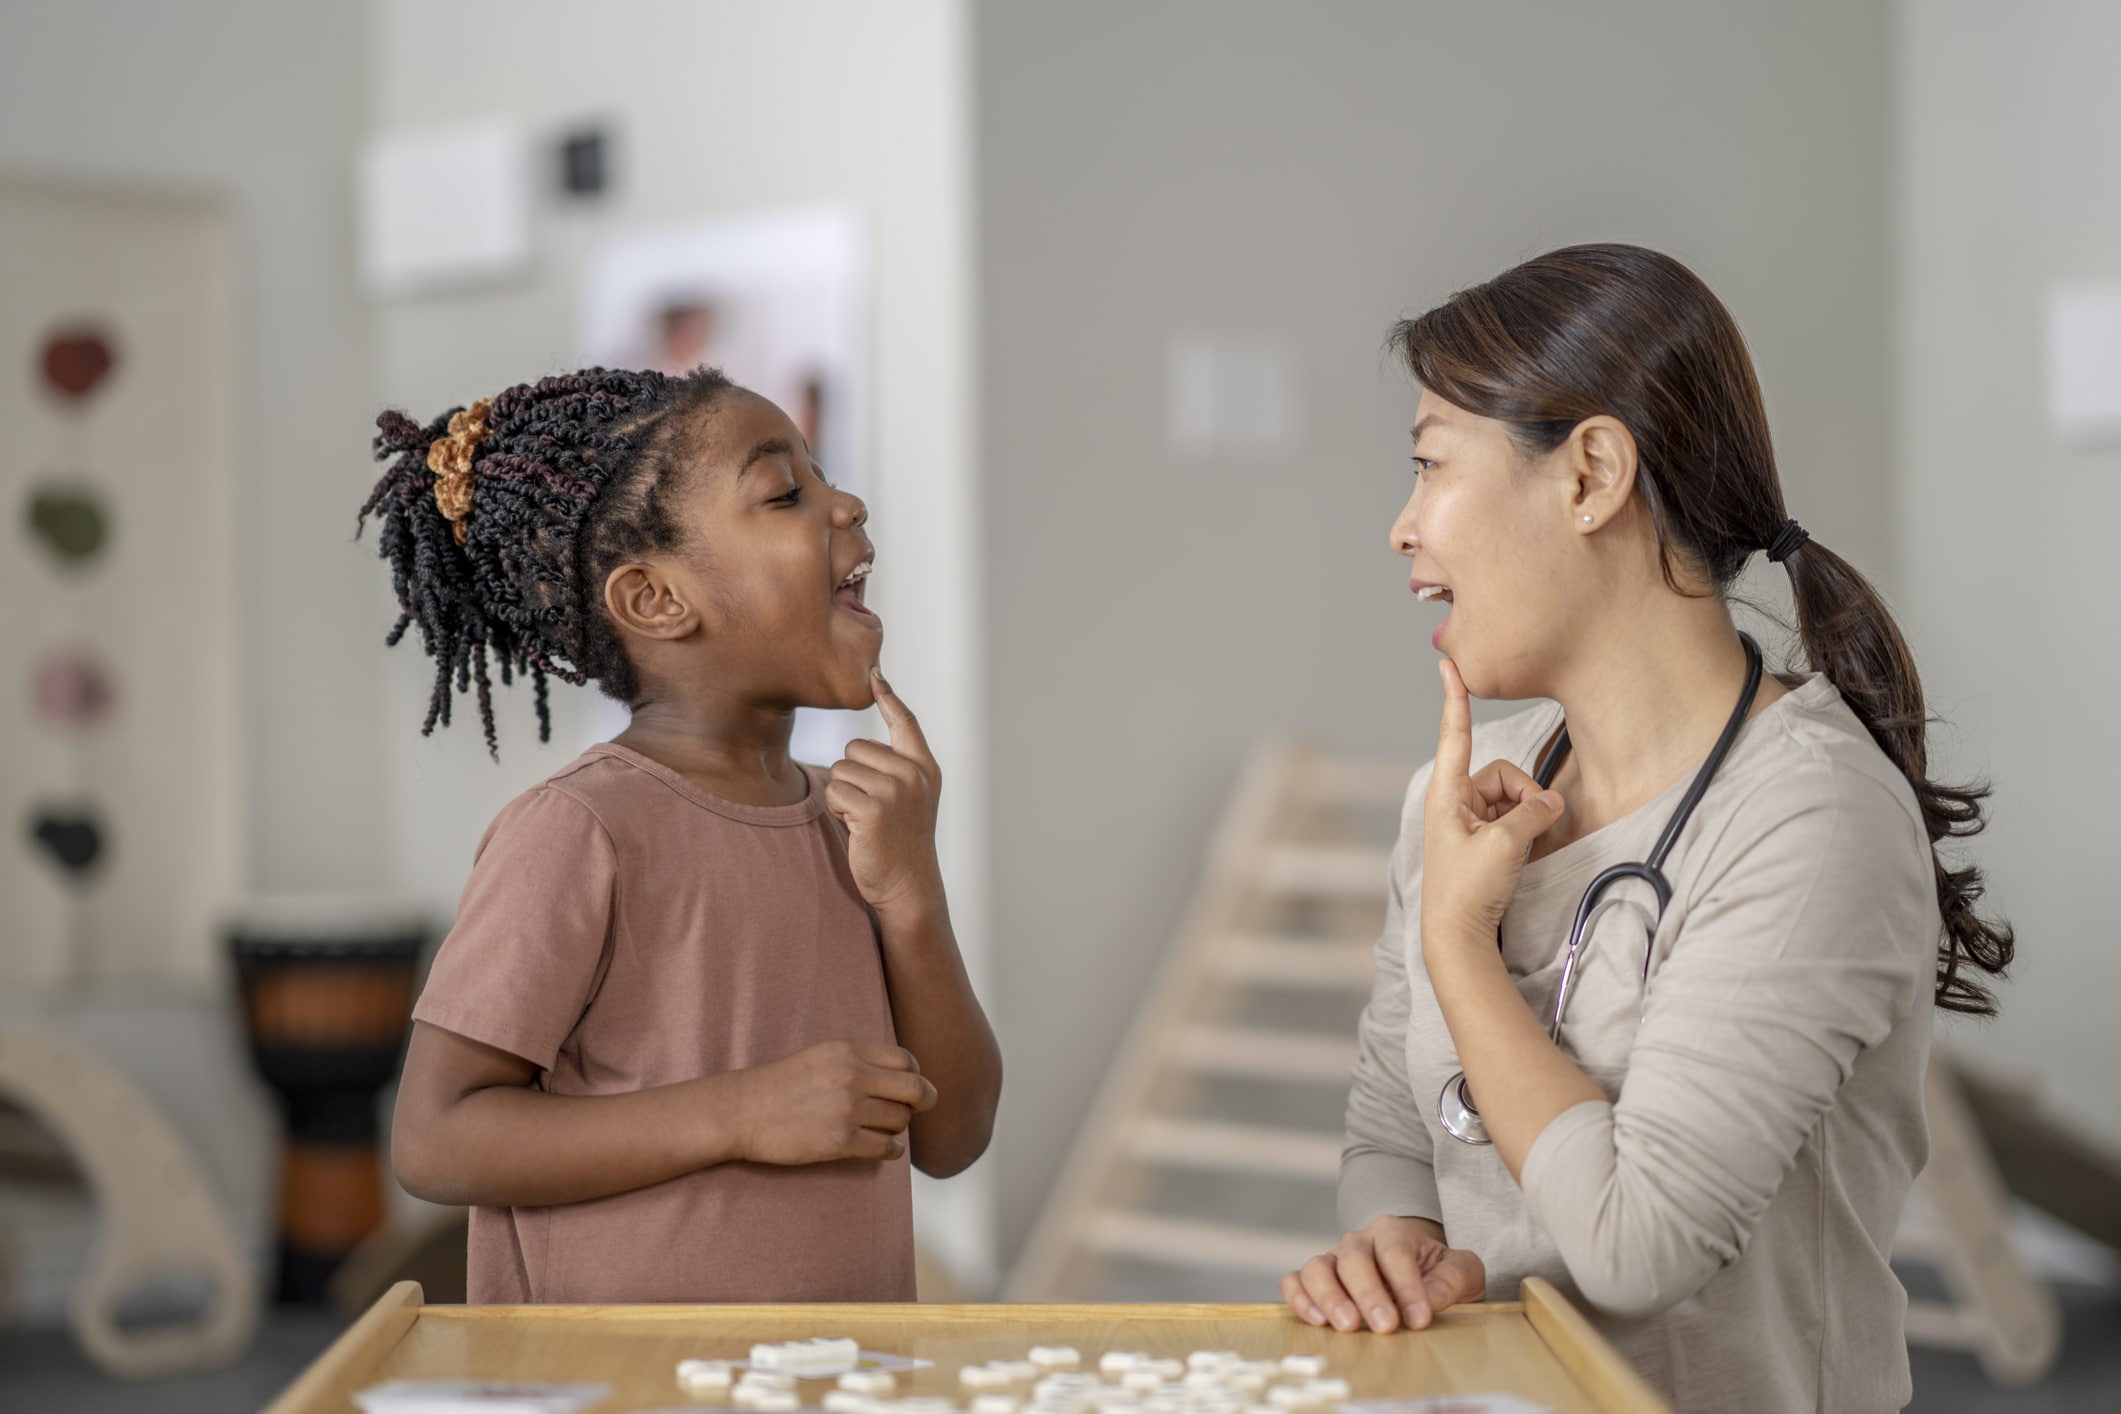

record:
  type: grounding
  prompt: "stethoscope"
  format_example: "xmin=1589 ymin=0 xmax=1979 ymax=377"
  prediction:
xmin=1437 ymin=632 xmax=1765 ymax=1146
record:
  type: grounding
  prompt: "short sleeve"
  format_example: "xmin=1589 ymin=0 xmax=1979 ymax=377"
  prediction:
xmin=412 ymin=785 xmax=619 ymax=1072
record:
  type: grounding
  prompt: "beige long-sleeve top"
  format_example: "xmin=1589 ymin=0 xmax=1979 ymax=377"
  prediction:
xmin=1341 ymin=673 xmax=1937 ymax=1413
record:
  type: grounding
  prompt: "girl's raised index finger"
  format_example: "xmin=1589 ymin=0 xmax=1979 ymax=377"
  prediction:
xmin=1434 ymin=658 xmax=1475 ymax=784
xmin=870 ymin=669 xmax=935 ymax=765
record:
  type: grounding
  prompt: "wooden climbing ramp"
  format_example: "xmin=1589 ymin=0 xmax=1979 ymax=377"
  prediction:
xmin=1006 ymin=739 xmax=1410 ymax=1302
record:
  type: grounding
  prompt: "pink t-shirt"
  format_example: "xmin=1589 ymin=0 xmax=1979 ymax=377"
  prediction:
xmin=411 ymin=743 xmax=915 ymax=1304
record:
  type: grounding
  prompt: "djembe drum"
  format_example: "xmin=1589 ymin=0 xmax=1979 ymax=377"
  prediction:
xmin=227 ymin=900 xmax=425 ymax=1302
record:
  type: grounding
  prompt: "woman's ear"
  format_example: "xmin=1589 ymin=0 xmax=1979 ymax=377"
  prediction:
xmin=604 ymin=562 xmax=699 ymax=641
xmin=1566 ymin=415 xmax=1639 ymax=533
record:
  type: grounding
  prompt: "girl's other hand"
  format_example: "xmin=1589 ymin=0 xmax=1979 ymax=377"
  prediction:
xmin=735 ymin=1039 xmax=938 ymax=1166
xmin=827 ymin=671 xmax=945 ymax=915
xmin=1420 ymin=658 xmax=1565 ymax=947
xmin=1281 ymin=1216 xmax=1486 ymax=1333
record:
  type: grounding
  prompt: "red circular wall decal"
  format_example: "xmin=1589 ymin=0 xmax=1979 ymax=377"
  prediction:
xmin=38 ymin=324 xmax=119 ymax=403
xmin=32 ymin=648 xmax=119 ymax=731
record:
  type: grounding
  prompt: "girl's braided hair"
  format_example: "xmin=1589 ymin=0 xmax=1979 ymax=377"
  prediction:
xmin=358 ymin=366 xmax=733 ymax=758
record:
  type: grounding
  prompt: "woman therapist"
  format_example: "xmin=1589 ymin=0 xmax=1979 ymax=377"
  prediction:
xmin=1283 ymin=245 xmax=2013 ymax=1413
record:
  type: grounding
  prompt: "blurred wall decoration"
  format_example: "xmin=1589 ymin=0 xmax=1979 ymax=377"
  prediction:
xmin=0 ymin=176 xmax=243 ymax=990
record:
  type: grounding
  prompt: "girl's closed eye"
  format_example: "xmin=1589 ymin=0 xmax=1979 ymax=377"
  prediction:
xmin=770 ymin=484 xmax=803 ymax=506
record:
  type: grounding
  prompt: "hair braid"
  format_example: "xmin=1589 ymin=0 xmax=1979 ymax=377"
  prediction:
xmin=358 ymin=366 xmax=733 ymax=757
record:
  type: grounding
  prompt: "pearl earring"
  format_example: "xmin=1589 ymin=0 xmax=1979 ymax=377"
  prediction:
xmin=1582 ymin=514 xmax=1594 ymax=523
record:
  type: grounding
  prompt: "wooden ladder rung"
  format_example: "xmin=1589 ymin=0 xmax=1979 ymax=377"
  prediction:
xmin=1080 ymin=1210 xmax=1326 ymax=1274
xmin=1125 ymin=1117 xmax=1342 ymax=1179
xmin=1255 ymin=845 xmax=1392 ymax=899
xmin=1216 ymin=936 xmax=1373 ymax=989
xmin=1170 ymin=1026 xmax=1356 ymax=1082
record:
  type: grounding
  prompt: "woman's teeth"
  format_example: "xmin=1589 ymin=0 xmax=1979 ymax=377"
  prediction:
xmin=839 ymin=561 xmax=872 ymax=589
xmin=1415 ymin=584 xmax=1452 ymax=602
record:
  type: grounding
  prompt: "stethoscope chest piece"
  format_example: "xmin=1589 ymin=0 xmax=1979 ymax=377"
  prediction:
xmin=1438 ymin=1070 xmax=1491 ymax=1146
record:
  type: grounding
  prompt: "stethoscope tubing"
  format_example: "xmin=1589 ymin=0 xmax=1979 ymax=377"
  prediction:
xmin=1436 ymin=632 xmax=1766 ymax=1146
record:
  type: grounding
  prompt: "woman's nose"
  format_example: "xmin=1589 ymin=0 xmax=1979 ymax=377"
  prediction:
xmin=1388 ymin=484 xmax=1422 ymax=556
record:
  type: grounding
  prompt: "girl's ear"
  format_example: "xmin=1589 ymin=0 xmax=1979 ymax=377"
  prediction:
xmin=1565 ymin=414 xmax=1639 ymax=531
xmin=604 ymin=562 xmax=700 ymax=641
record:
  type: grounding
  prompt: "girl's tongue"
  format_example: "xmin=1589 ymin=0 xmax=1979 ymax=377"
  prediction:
xmin=836 ymin=584 xmax=879 ymax=623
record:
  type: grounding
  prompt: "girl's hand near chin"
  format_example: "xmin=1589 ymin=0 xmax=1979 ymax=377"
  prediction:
xmin=825 ymin=671 xmax=945 ymax=916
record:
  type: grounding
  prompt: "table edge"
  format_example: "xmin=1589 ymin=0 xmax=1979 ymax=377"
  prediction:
xmin=414 ymin=1301 xmax=1533 ymax=1323
xmin=259 ymin=1279 xmax=424 ymax=1414
xmin=1520 ymin=1277 xmax=1671 ymax=1414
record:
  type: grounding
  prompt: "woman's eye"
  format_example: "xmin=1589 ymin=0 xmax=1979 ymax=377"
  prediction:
xmin=1410 ymin=456 xmax=1435 ymax=475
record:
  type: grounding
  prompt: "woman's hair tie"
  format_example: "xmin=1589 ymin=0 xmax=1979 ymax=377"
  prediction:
xmin=1765 ymin=518 xmax=1810 ymax=563
xmin=427 ymin=396 xmax=494 ymax=544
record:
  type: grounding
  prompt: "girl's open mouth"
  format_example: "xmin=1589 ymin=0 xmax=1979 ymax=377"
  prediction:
xmin=835 ymin=559 xmax=880 ymax=625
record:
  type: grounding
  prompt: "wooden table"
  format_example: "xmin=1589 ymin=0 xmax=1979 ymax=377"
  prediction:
xmin=265 ymin=1279 xmax=1668 ymax=1414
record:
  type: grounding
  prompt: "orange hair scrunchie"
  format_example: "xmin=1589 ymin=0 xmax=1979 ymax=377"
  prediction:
xmin=427 ymin=397 xmax=494 ymax=544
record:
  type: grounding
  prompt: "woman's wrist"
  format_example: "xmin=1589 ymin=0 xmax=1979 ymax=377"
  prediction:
xmin=1420 ymin=913 xmax=1505 ymax=986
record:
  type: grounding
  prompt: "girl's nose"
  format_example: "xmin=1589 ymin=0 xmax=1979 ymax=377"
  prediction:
xmin=836 ymin=488 xmax=868 ymax=528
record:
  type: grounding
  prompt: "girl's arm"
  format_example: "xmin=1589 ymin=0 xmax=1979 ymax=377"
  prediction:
xmin=826 ymin=673 xmax=1003 ymax=1179
xmin=870 ymin=892 xmax=1003 ymax=1177
xmin=391 ymin=1022 xmax=937 ymax=1208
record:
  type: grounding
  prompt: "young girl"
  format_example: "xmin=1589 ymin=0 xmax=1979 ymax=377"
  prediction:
xmin=360 ymin=367 xmax=1001 ymax=1304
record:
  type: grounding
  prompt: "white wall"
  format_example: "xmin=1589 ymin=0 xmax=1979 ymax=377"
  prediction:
xmin=0 ymin=0 xmax=376 ymax=1312
xmin=1895 ymin=0 xmax=2121 ymax=1148
xmin=366 ymin=0 xmax=992 ymax=1288
xmin=0 ymin=0 xmax=386 ymax=900
xmin=975 ymin=0 xmax=1896 ymax=1264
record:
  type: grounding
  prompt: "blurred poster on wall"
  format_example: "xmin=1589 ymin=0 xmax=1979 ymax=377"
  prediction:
xmin=576 ymin=207 xmax=872 ymax=766
xmin=0 ymin=176 xmax=242 ymax=990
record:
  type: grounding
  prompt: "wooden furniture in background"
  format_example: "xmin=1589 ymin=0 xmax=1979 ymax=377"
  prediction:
xmin=1892 ymin=1055 xmax=2063 ymax=1386
xmin=1007 ymin=740 xmax=1407 ymax=1300
xmin=0 ymin=1024 xmax=257 ymax=1378
xmin=264 ymin=1279 xmax=1670 ymax=1414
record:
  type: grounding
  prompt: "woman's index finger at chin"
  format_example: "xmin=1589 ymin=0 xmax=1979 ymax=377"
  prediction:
xmin=1433 ymin=658 xmax=1475 ymax=782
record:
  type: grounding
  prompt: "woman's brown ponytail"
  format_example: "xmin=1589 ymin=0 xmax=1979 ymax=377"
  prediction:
xmin=1393 ymin=242 xmax=2012 ymax=1015
xmin=1777 ymin=535 xmax=2013 ymax=1013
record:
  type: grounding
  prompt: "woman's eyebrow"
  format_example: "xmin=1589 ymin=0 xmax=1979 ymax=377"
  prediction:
xmin=737 ymin=437 xmax=795 ymax=478
xmin=1410 ymin=413 xmax=1444 ymax=443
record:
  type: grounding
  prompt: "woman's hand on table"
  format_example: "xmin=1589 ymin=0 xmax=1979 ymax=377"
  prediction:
xmin=1282 ymin=1216 xmax=1486 ymax=1333
xmin=1420 ymin=658 xmax=1565 ymax=962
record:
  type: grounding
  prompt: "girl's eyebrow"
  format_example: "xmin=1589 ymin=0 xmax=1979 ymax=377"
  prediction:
xmin=736 ymin=437 xmax=795 ymax=479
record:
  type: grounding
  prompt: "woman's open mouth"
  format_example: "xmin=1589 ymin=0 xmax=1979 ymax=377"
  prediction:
xmin=1414 ymin=580 xmax=1453 ymax=650
xmin=835 ymin=559 xmax=880 ymax=625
